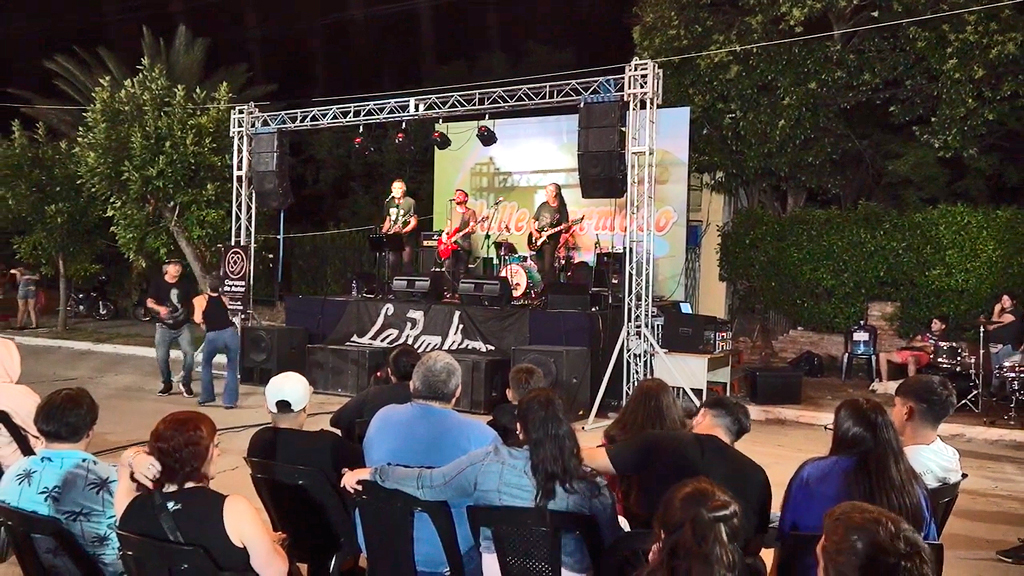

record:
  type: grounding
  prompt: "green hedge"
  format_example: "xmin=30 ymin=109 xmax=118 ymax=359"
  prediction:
xmin=719 ymin=205 xmax=1024 ymax=337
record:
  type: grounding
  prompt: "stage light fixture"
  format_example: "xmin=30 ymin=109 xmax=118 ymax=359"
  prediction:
xmin=476 ymin=125 xmax=498 ymax=147
xmin=394 ymin=123 xmax=414 ymax=153
xmin=432 ymin=130 xmax=452 ymax=150
xmin=353 ymin=126 xmax=371 ymax=155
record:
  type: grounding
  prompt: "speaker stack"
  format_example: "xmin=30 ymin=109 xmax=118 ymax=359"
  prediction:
xmin=241 ymin=326 xmax=309 ymax=385
xmin=252 ymin=132 xmax=293 ymax=211
xmin=306 ymin=344 xmax=389 ymax=396
xmin=578 ymin=102 xmax=626 ymax=199
xmin=447 ymin=353 xmax=512 ymax=415
xmin=512 ymin=345 xmax=592 ymax=419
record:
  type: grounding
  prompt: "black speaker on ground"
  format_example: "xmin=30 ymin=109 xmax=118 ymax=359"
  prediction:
xmin=392 ymin=275 xmax=443 ymax=301
xmin=241 ymin=325 xmax=308 ymax=385
xmin=306 ymin=344 xmax=389 ymax=396
xmin=578 ymin=101 xmax=626 ymax=199
xmin=545 ymin=282 xmax=591 ymax=311
xmin=447 ymin=353 xmax=511 ymax=414
xmin=458 ymin=278 xmax=511 ymax=307
xmin=512 ymin=345 xmax=591 ymax=419
xmin=746 ymin=367 xmax=803 ymax=405
xmin=252 ymin=132 xmax=293 ymax=211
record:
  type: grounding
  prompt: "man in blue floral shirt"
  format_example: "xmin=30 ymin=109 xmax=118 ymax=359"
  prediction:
xmin=0 ymin=387 xmax=152 ymax=575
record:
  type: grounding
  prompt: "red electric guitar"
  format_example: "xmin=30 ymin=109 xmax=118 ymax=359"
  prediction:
xmin=437 ymin=215 xmax=489 ymax=260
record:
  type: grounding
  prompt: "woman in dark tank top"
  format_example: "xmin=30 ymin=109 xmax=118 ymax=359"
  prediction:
xmin=192 ymin=274 xmax=242 ymax=408
xmin=114 ymin=411 xmax=288 ymax=575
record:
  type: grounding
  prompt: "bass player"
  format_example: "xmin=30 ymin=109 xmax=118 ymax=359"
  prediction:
xmin=440 ymin=189 xmax=478 ymax=300
xmin=382 ymin=178 xmax=418 ymax=276
xmin=530 ymin=183 xmax=570 ymax=286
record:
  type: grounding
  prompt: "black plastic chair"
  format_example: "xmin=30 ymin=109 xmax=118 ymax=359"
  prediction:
xmin=0 ymin=503 xmax=104 ymax=576
xmin=353 ymin=481 xmax=466 ymax=576
xmin=842 ymin=321 xmax=879 ymax=381
xmin=0 ymin=409 xmax=36 ymax=564
xmin=929 ymin=473 xmax=968 ymax=538
xmin=928 ymin=541 xmax=944 ymax=575
xmin=466 ymin=505 xmax=602 ymax=576
xmin=117 ymin=529 xmax=257 ymax=575
xmin=776 ymin=532 xmax=944 ymax=576
xmin=599 ymin=529 xmax=654 ymax=576
xmin=246 ymin=458 xmax=361 ymax=575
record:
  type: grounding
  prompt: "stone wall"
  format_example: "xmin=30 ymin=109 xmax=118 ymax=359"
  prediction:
xmin=770 ymin=301 xmax=908 ymax=361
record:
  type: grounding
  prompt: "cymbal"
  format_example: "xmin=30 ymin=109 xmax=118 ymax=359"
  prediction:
xmin=974 ymin=318 xmax=1002 ymax=326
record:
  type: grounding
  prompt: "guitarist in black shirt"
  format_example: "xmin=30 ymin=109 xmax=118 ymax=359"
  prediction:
xmin=381 ymin=179 xmax=418 ymax=276
xmin=529 ymin=183 xmax=571 ymax=286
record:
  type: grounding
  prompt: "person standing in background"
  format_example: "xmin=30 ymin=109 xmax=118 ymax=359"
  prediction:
xmin=9 ymin=266 xmax=39 ymax=330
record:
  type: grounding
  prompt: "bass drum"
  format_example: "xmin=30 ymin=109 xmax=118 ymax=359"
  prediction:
xmin=500 ymin=262 xmax=543 ymax=298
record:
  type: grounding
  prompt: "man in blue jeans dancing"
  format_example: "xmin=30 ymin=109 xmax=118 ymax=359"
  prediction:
xmin=146 ymin=259 xmax=196 ymax=397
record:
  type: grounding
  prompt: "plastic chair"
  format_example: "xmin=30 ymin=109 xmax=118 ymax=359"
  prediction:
xmin=0 ymin=502 xmax=104 ymax=576
xmin=466 ymin=505 xmax=602 ymax=576
xmin=0 ymin=410 xmax=35 ymax=564
xmin=117 ymin=530 xmax=257 ymax=575
xmin=246 ymin=458 xmax=361 ymax=575
xmin=353 ymin=482 xmax=466 ymax=576
xmin=841 ymin=321 xmax=878 ymax=381
xmin=599 ymin=529 xmax=654 ymax=576
xmin=929 ymin=473 xmax=967 ymax=538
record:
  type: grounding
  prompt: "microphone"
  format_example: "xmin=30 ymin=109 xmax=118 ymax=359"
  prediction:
xmin=491 ymin=196 xmax=504 ymax=208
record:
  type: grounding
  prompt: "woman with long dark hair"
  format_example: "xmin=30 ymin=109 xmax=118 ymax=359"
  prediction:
xmin=114 ymin=411 xmax=288 ymax=575
xmin=343 ymin=388 xmax=622 ymax=575
xmin=774 ymin=398 xmax=936 ymax=575
xmin=603 ymin=377 xmax=688 ymax=522
xmin=643 ymin=477 xmax=746 ymax=576
xmin=817 ymin=501 xmax=933 ymax=576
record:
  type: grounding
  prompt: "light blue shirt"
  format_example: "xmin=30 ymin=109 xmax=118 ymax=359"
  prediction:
xmin=362 ymin=402 xmax=500 ymax=573
xmin=0 ymin=448 xmax=122 ymax=575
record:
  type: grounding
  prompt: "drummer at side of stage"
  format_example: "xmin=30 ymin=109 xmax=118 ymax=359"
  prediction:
xmin=878 ymin=315 xmax=950 ymax=382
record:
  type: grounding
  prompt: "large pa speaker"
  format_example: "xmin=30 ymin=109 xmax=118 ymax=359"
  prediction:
xmin=241 ymin=325 xmax=309 ymax=385
xmin=252 ymin=132 xmax=293 ymax=211
xmin=306 ymin=344 xmax=389 ymax=396
xmin=458 ymin=278 xmax=511 ymax=307
xmin=578 ymin=102 xmax=626 ymax=199
xmin=448 ymin=353 xmax=511 ymax=414
xmin=511 ymin=345 xmax=591 ymax=420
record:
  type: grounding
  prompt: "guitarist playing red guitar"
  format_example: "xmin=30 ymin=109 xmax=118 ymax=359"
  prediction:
xmin=440 ymin=189 xmax=478 ymax=300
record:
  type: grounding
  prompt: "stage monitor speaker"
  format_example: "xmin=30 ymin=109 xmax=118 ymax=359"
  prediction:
xmin=306 ymin=344 xmax=389 ymax=396
xmin=241 ymin=325 xmax=309 ymax=385
xmin=512 ymin=345 xmax=591 ymax=419
xmin=458 ymin=277 xmax=511 ymax=307
xmin=448 ymin=353 xmax=511 ymax=414
xmin=746 ymin=367 xmax=803 ymax=405
xmin=545 ymin=282 xmax=591 ymax=311
xmin=392 ymin=275 xmax=443 ymax=301
xmin=252 ymin=132 xmax=293 ymax=211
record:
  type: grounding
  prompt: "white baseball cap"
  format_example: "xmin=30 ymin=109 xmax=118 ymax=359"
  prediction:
xmin=265 ymin=371 xmax=312 ymax=413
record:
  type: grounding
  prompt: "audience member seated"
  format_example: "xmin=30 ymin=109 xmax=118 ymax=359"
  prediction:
xmin=116 ymin=411 xmax=289 ymax=575
xmin=582 ymin=396 xmax=771 ymax=559
xmin=877 ymin=315 xmax=948 ymax=382
xmin=775 ymin=398 xmax=937 ymax=576
xmin=891 ymin=374 xmax=962 ymax=488
xmin=344 ymin=388 xmax=622 ymax=576
xmin=247 ymin=371 xmax=363 ymax=484
xmin=360 ymin=351 xmax=500 ymax=576
xmin=0 ymin=338 xmax=42 ymax=471
xmin=486 ymin=363 xmax=547 ymax=444
xmin=601 ymin=377 xmax=689 ymax=521
xmin=643 ymin=477 xmax=747 ymax=576
xmin=817 ymin=501 xmax=933 ymax=576
xmin=0 ymin=387 xmax=149 ymax=574
xmin=330 ymin=344 xmax=420 ymax=441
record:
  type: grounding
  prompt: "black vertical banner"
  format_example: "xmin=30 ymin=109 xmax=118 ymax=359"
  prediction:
xmin=220 ymin=244 xmax=250 ymax=314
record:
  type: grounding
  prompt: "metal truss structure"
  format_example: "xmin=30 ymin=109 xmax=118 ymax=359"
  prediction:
xmin=230 ymin=60 xmax=662 ymax=407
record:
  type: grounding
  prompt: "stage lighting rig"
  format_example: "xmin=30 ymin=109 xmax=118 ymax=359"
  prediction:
xmin=353 ymin=126 xmax=371 ymax=155
xmin=476 ymin=125 xmax=497 ymax=147
xmin=432 ymin=130 xmax=452 ymax=150
xmin=395 ymin=123 xmax=414 ymax=153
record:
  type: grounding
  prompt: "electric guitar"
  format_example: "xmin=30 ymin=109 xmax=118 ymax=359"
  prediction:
xmin=384 ymin=213 xmax=414 ymax=234
xmin=527 ymin=216 xmax=584 ymax=252
xmin=437 ymin=216 xmax=489 ymax=260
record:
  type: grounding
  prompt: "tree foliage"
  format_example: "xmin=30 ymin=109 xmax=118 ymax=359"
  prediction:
xmin=720 ymin=205 xmax=1024 ymax=335
xmin=0 ymin=123 xmax=106 ymax=329
xmin=634 ymin=0 xmax=1024 ymax=211
xmin=76 ymin=62 xmax=231 ymax=290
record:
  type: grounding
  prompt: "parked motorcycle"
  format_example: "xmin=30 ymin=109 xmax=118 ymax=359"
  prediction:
xmin=67 ymin=276 xmax=117 ymax=321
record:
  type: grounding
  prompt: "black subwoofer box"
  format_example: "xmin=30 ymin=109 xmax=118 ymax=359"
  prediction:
xmin=511 ymin=345 xmax=591 ymax=419
xmin=241 ymin=325 xmax=309 ymax=385
xmin=447 ymin=353 xmax=511 ymax=414
xmin=305 ymin=344 xmax=389 ymax=396
xmin=746 ymin=366 xmax=803 ymax=405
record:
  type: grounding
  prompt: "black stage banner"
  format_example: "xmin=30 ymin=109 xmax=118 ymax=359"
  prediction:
xmin=325 ymin=300 xmax=529 ymax=354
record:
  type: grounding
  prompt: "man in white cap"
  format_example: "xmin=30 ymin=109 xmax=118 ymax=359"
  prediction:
xmin=246 ymin=371 xmax=362 ymax=484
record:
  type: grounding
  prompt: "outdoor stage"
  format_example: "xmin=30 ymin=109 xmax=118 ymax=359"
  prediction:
xmin=284 ymin=295 xmax=625 ymax=414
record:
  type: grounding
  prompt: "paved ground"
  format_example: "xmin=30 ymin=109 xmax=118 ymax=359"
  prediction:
xmin=1 ymin=344 xmax=1022 ymax=575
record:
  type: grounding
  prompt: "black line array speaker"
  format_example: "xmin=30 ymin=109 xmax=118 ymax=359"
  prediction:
xmin=578 ymin=101 xmax=626 ymax=199
xmin=306 ymin=344 xmax=389 ymax=396
xmin=512 ymin=345 xmax=591 ymax=419
xmin=447 ymin=353 xmax=512 ymax=414
xmin=252 ymin=132 xmax=293 ymax=211
xmin=458 ymin=278 xmax=512 ymax=307
xmin=241 ymin=325 xmax=308 ymax=386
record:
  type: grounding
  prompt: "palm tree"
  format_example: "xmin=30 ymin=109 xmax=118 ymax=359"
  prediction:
xmin=8 ymin=24 xmax=276 ymax=137
xmin=38 ymin=485 xmax=63 ymax=505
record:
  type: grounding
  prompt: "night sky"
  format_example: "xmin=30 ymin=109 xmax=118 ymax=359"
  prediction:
xmin=1 ymin=0 xmax=637 ymax=127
